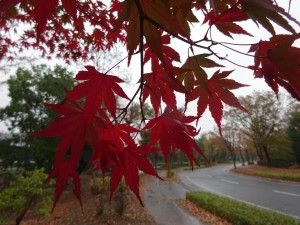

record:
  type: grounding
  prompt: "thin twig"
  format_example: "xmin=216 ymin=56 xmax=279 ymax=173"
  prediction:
xmin=134 ymin=0 xmax=146 ymax=122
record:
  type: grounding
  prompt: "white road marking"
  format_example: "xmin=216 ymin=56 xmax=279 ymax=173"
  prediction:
xmin=187 ymin=177 xmax=300 ymax=220
xmin=185 ymin=176 xmax=300 ymax=220
xmin=273 ymin=190 xmax=300 ymax=197
xmin=221 ymin=179 xmax=239 ymax=185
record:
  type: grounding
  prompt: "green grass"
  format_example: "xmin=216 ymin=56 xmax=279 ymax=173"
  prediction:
xmin=186 ymin=191 xmax=300 ymax=225
xmin=252 ymin=171 xmax=300 ymax=181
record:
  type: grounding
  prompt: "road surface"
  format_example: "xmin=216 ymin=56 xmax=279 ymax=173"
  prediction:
xmin=143 ymin=177 xmax=205 ymax=225
xmin=178 ymin=164 xmax=300 ymax=220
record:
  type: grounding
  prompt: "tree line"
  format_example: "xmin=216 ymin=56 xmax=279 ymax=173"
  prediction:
xmin=198 ymin=91 xmax=300 ymax=168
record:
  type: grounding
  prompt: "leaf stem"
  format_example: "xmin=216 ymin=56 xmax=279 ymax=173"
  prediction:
xmin=134 ymin=0 xmax=146 ymax=122
xmin=217 ymin=43 xmax=256 ymax=58
xmin=104 ymin=54 xmax=129 ymax=74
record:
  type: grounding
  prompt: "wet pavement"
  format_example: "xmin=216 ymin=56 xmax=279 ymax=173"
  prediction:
xmin=143 ymin=174 xmax=206 ymax=225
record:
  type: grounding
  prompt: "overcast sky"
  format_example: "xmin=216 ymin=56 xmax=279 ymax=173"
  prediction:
xmin=0 ymin=0 xmax=299 ymax=134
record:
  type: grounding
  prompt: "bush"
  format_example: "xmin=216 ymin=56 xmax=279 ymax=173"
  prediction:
xmin=0 ymin=169 xmax=53 ymax=225
xmin=269 ymin=131 xmax=295 ymax=168
xmin=90 ymin=176 xmax=127 ymax=215
xmin=186 ymin=191 xmax=300 ymax=225
xmin=270 ymin=146 xmax=295 ymax=168
xmin=90 ymin=176 xmax=110 ymax=195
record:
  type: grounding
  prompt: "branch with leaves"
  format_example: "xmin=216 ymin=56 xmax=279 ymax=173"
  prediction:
xmin=0 ymin=0 xmax=299 ymax=209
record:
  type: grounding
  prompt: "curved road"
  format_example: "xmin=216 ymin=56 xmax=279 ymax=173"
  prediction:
xmin=178 ymin=164 xmax=300 ymax=220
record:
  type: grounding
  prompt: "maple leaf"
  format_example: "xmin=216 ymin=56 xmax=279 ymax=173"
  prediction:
xmin=46 ymin=157 xmax=82 ymax=211
xmin=31 ymin=100 xmax=91 ymax=209
xmin=142 ymin=65 xmax=186 ymax=116
xmin=110 ymin=144 xmax=161 ymax=205
xmin=139 ymin=1 xmax=191 ymax=38
xmin=115 ymin=0 xmax=140 ymax=64
xmin=204 ymin=6 xmax=252 ymax=38
xmin=32 ymin=100 xmax=87 ymax=164
xmin=116 ymin=0 xmax=191 ymax=64
xmin=143 ymin=107 xmax=207 ymax=166
xmin=61 ymin=0 xmax=77 ymax=22
xmin=189 ymin=70 xmax=248 ymax=134
xmin=249 ymin=34 xmax=300 ymax=100
xmin=144 ymin=34 xmax=181 ymax=72
xmin=34 ymin=0 xmax=77 ymax=38
xmin=98 ymin=123 xmax=139 ymax=149
xmin=67 ymin=66 xmax=129 ymax=122
xmin=92 ymin=122 xmax=139 ymax=177
xmin=178 ymin=54 xmax=223 ymax=92
xmin=239 ymin=0 xmax=299 ymax=35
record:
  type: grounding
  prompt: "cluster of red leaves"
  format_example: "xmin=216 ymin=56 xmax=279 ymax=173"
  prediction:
xmin=0 ymin=0 xmax=299 ymax=209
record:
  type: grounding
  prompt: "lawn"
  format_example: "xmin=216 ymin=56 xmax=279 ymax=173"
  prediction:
xmin=186 ymin=191 xmax=300 ymax=225
xmin=233 ymin=164 xmax=300 ymax=182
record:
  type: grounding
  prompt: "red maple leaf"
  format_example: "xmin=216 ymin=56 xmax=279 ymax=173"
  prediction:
xmin=92 ymin=122 xmax=139 ymax=177
xmin=143 ymin=107 xmax=207 ymax=166
xmin=116 ymin=0 xmax=191 ymax=64
xmin=142 ymin=65 xmax=186 ymax=116
xmin=31 ymin=100 xmax=92 ymax=209
xmin=46 ymin=157 xmax=82 ymax=211
xmin=204 ymin=6 xmax=252 ymax=38
xmin=189 ymin=70 xmax=248 ymax=134
xmin=67 ymin=66 xmax=129 ymax=122
xmin=34 ymin=0 xmax=77 ymax=38
xmin=249 ymin=34 xmax=300 ymax=100
xmin=110 ymin=144 xmax=161 ymax=205
xmin=239 ymin=0 xmax=298 ymax=35
xmin=144 ymin=34 xmax=181 ymax=72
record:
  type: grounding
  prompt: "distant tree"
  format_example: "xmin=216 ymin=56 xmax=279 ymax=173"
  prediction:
xmin=269 ymin=129 xmax=295 ymax=167
xmin=199 ymin=132 xmax=227 ymax=165
xmin=0 ymin=65 xmax=75 ymax=171
xmin=287 ymin=111 xmax=300 ymax=166
xmin=223 ymin=91 xmax=286 ymax=166
xmin=221 ymin=126 xmax=239 ymax=168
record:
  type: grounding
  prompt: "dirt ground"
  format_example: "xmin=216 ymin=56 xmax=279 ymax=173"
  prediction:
xmin=12 ymin=175 xmax=157 ymax=225
xmin=178 ymin=199 xmax=232 ymax=225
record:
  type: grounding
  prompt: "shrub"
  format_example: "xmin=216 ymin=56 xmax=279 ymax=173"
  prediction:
xmin=90 ymin=176 xmax=127 ymax=215
xmin=186 ymin=191 xmax=300 ymax=225
xmin=0 ymin=169 xmax=53 ymax=225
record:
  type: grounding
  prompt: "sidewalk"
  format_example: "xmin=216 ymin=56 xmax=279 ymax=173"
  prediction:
xmin=143 ymin=175 xmax=207 ymax=225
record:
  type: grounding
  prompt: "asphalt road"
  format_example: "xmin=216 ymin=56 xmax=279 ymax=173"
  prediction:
xmin=178 ymin=164 xmax=300 ymax=220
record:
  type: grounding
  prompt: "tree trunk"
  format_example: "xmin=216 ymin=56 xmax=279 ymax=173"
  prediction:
xmin=166 ymin=164 xmax=173 ymax=178
xmin=245 ymin=149 xmax=250 ymax=164
xmin=263 ymin=145 xmax=271 ymax=166
xmin=255 ymin=147 xmax=264 ymax=164
xmin=230 ymin=150 xmax=236 ymax=169
xmin=15 ymin=209 xmax=28 ymax=225
xmin=239 ymin=148 xmax=245 ymax=166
